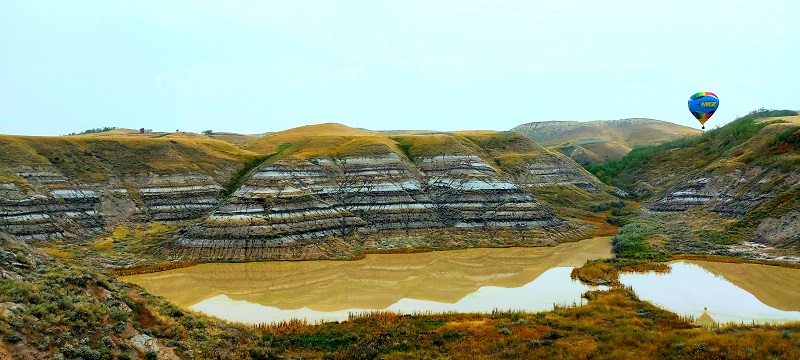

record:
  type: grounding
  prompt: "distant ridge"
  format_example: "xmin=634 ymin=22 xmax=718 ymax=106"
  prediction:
xmin=512 ymin=118 xmax=701 ymax=165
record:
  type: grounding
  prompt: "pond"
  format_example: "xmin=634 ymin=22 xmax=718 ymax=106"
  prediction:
xmin=620 ymin=261 xmax=800 ymax=325
xmin=120 ymin=236 xmax=612 ymax=324
xmin=120 ymin=238 xmax=800 ymax=325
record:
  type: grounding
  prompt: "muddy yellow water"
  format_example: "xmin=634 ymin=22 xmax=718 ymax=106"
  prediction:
xmin=688 ymin=261 xmax=800 ymax=311
xmin=120 ymin=238 xmax=800 ymax=325
xmin=620 ymin=261 xmax=800 ymax=324
xmin=121 ymin=237 xmax=612 ymax=323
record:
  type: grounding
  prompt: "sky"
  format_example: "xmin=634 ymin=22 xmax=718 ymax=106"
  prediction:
xmin=1 ymin=1 xmax=798 ymax=136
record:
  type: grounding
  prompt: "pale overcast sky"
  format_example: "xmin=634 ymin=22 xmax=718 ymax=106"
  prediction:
xmin=1 ymin=1 xmax=798 ymax=136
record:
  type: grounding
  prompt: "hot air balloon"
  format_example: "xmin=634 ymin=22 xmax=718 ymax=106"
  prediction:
xmin=688 ymin=92 xmax=719 ymax=129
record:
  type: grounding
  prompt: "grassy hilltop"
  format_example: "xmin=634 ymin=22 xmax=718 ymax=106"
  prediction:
xmin=512 ymin=118 xmax=700 ymax=166
xmin=0 ymin=130 xmax=260 ymax=185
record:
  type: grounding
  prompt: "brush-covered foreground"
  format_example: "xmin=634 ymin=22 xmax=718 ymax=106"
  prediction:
xmin=2 ymin=232 xmax=800 ymax=360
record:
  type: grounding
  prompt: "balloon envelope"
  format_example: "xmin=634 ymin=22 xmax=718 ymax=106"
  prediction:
xmin=688 ymin=92 xmax=719 ymax=129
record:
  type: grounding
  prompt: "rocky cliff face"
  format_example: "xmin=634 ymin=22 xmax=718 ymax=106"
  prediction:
xmin=646 ymin=167 xmax=799 ymax=218
xmin=0 ymin=135 xmax=253 ymax=241
xmin=754 ymin=211 xmax=800 ymax=248
xmin=0 ymin=167 xmax=226 ymax=240
xmin=169 ymin=150 xmax=571 ymax=260
xmin=0 ymin=170 xmax=104 ymax=240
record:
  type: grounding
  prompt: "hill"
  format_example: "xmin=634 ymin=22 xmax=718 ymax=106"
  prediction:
xmin=588 ymin=109 xmax=800 ymax=255
xmin=0 ymin=133 xmax=260 ymax=241
xmin=0 ymin=123 xmax=617 ymax=261
xmin=512 ymin=118 xmax=701 ymax=165
xmin=172 ymin=124 xmax=617 ymax=260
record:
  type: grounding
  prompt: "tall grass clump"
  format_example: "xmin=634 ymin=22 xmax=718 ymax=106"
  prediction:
xmin=611 ymin=223 xmax=670 ymax=260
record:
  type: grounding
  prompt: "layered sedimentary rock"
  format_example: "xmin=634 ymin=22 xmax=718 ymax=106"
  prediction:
xmin=0 ymin=168 xmax=225 ymax=240
xmin=515 ymin=152 xmax=601 ymax=190
xmin=171 ymin=152 xmax=566 ymax=260
xmin=754 ymin=211 xmax=800 ymax=248
xmin=2 ymin=126 xmax=607 ymax=258
xmin=0 ymin=133 xmax=255 ymax=241
xmin=647 ymin=168 xmax=799 ymax=218
xmin=416 ymin=154 xmax=557 ymax=228
xmin=124 ymin=174 xmax=223 ymax=223
xmin=0 ymin=171 xmax=103 ymax=240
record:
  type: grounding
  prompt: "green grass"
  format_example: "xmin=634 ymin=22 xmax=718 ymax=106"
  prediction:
xmin=610 ymin=222 xmax=670 ymax=260
xmin=585 ymin=108 xmax=798 ymax=190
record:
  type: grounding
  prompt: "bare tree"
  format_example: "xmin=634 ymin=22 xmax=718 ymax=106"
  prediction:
xmin=419 ymin=155 xmax=478 ymax=228
xmin=317 ymin=157 xmax=376 ymax=238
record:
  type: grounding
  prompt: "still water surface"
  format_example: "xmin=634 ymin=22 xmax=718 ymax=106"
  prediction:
xmin=120 ymin=238 xmax=800 ymax=325
xmin=121 ymin=237 xmax=612 ymax=323
xmin=621 ymin=261 xmax=800 ymax=324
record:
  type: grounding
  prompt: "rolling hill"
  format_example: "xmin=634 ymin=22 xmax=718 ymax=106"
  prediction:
xmin=512 ymin=118 xmax=701 ymax=165
xmin=590 ymin=109 xmax=800 ymax=253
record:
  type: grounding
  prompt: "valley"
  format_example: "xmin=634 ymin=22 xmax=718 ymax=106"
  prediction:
xmin=1 ymin=109 xmax=799 ymax=359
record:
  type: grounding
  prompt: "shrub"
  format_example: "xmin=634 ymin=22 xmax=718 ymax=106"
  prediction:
xmin=4 ymin=333 xmax=22 ymax=343
xmin=67 ymin=345 xmax=101 ymax=360
xmin=591 ymin=201 xmax=626 ymax=212
xmin=68 ymin=127 xmax=118 ymax=135
xmin=145 ymin=349 xmax=158 ymax=360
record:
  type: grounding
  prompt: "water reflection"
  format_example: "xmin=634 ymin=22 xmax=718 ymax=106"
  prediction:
xmin=121 ymin=237 xmax=612 ymax=324
xmin=191 ymin=267 xmax=600 ymax=324
xmin=620 ymin=261 xmax=800 ymax=324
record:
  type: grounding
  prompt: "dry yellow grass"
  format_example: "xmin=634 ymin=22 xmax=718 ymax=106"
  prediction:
xmin=91 ymin=237 xmax=116 ymax=251
xmin=756 ymin=113 xmax=800 ymax=124
xmin=41 ymin=247 xmax=76 ymax=259
xmin=245 ymin=123 xmax=520 ymax=161
xmin=209 ymin=133 xmax=260 ymax=146
xmin=0 ymin=133 xmax=260 ymax=183
xmin=243 ymin=123 xmax=415 ymax=160
xmin=391 ymin=133 xmax=475 ymax=158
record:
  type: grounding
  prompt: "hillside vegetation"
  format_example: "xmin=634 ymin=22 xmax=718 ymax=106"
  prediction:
xmin=3 ymin=231 xmax=800 ymax=359
xmin=586 ymin=109 xmax=800 ymax=255
xmin=2 ymin=119 xmax=800 ymax=358
xmin=586 ymin=109 xmax=798 ymax=195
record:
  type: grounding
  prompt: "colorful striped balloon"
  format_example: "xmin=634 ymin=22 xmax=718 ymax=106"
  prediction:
xmin=688 ymin=92 xmax=719 ymax=129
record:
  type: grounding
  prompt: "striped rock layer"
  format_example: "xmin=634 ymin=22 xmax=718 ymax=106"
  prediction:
xmin=170 ymin=153 xmax=566 ymax=260
xmin=647 ymin=167 xmax=800 ymax=218
xmin=0 ymin=168 xmax=223 ymax=240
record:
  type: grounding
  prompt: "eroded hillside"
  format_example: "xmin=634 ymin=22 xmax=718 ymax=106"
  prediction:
xmin=0 ymin=133 xmax=260 ymax=241
xmin=591 ymin=109 xmax=800 ymax=255
xmin=169 ymin=125 xmax=615 ymax=260
xmin=0 ymin=125 xmax=616 ymax=261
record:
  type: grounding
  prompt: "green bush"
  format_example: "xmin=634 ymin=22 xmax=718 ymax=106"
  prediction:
xmin=68 ymin=126 xmax=118 ymax=135
xmin=591 ymin=201 xmax=626 ymax=212
xmin=611 ymin=223 xmax=669 ymax=260
xmin=145 ymin=349 xmax=158 ymax=360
